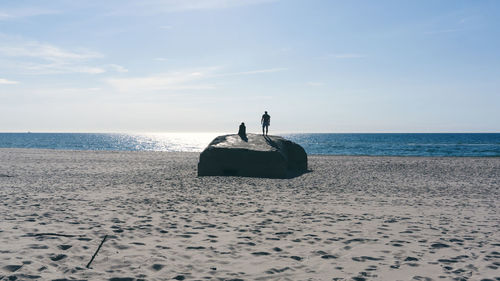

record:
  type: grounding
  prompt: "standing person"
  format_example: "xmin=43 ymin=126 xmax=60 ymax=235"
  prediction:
xmin=261 ymin=111 xmax=271 ymax=135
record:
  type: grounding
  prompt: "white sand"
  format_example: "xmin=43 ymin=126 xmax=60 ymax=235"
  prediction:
xmin=0 ymin=148 xmax=499 ymax=280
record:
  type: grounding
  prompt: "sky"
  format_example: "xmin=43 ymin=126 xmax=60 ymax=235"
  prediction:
xmin=0 ymin=0 xmax=499 ymax=133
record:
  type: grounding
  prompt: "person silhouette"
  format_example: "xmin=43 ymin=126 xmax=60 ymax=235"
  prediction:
xmin=261 ymin=111 xmax=270 ymax=135
xmin=238 ymin=122 xmax=246 ymax=138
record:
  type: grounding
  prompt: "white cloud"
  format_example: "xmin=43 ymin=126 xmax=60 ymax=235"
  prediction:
xmin=307 ymin=82 xmax=324 ymax=86
xmin=110 ymin=0 xmax=276 ymax=15
xmin=0 ymin=37 xmax=123 ymax=75
xmin=9 ymin=86 xmax=106 ymax=103
xmin=106 ymin=68 xmax=217 ymax=92
xmin=106 ymin=66 xmax=287 ymax=92
xmin=0 ymin=41 xmax=102 ymax=62
xmin=77 ymin=66 xmax=106 ymax=74
xmin=36 ymin=87 xmax=102 ymax=93
xmin=326 ymin=53 xmax=366 ymax=59
xmin=7 ymin=61 xmax=106 ymax=75
xmin=0 ymin=78 xmax=19 ymax=85
xmin=175 ymin=0 xmax=276 ymax=11
xmin=0 ymin=8 xmax=59 ymax=20
xmin=0 ymin=12 xmax=13 ymax=20
xmin=107 ymin=64 xmax=129 ymax=73
xmin=218 ymin=67 xmax=288 ymax=76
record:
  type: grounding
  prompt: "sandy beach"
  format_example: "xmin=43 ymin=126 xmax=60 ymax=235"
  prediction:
xmin=0 ymin=148 xmax=499 ymax=280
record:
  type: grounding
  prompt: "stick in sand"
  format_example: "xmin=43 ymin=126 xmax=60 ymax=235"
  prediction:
xmin=29 ymin=233 xmax=76 ymax=237
xmin=86 ymin=235 xmax=108 ymax=268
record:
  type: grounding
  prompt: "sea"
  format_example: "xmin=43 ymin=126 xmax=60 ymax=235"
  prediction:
xmin=1 ymin=133 xmax=499 ymax=157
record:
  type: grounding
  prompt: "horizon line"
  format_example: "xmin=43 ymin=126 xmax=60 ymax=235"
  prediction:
xmin=0 ymin=131 xmax=499 ymax=134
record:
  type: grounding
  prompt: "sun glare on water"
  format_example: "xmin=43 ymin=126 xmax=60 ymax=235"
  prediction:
xmin=127 ymin=132 xmax=221 ymax=152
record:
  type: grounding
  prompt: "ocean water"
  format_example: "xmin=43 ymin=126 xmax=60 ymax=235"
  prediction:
xmin=285 ymin=133 xmax=500 ymax=157
xmin=0 ymin=133 xmax=499 ymax=157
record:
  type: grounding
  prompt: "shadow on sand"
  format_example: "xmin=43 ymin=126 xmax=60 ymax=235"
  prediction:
xmin=285 ymin=168 xmax=312 ymax=179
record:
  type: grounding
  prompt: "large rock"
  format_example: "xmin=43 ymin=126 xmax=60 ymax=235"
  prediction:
xmin=198 ymin=133 xmax=307 ymax=178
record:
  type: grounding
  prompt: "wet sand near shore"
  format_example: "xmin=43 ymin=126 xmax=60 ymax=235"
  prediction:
xmin=1 ymin=148 xmax=499 ymax=280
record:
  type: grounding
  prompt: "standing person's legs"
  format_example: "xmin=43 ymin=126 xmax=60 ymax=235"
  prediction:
xmin=265 ymin=125 xmax=268 ymax=135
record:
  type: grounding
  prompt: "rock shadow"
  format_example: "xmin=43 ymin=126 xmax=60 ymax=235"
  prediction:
xmin=238 ymin=133 xmax=248 ymax=142
xmin=263 ymin=135 xmax=279 ymax=149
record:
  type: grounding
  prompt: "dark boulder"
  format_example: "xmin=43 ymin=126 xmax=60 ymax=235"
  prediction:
xmin=198 ymin=134 xmax=307 ymax=178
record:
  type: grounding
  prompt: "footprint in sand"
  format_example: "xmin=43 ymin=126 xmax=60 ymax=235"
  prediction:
xmin=186 ymin=246 xmax=205 ymax=250
xmin=351 ymin=256 xmax=383 ymax=262
xmin=58 ymin=244 xmax=72 ymax=250
xmin=28 ymin=244 xmax=48 ymax=249
xmin=251 ymin=251 xmax=270 ymax=256
xmin=151 ymin=264 xmax=164 ymax=271
xmin=3 ymin=265 xmax=23 ymax=272
xmin=265 ymin=266 xmax=291 ymax=274
xmin=50 ymin=254 xmax=67 ymax=261
xmin=430 ymin=242 xmax=450 ymax=249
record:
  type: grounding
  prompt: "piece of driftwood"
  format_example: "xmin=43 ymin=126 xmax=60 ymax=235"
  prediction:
xmin=28 ymin=233 xmax=76 ymax=237
xmin=86 ymin=235 xmax=108 ymax=269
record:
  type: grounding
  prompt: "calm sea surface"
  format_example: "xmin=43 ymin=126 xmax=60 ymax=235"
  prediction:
xmin=0 ymin=133 xmax=499 ymax=157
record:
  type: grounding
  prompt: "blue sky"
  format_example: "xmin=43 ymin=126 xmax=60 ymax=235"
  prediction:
xmin=1 ymin=0 xmax=499 ymax=133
